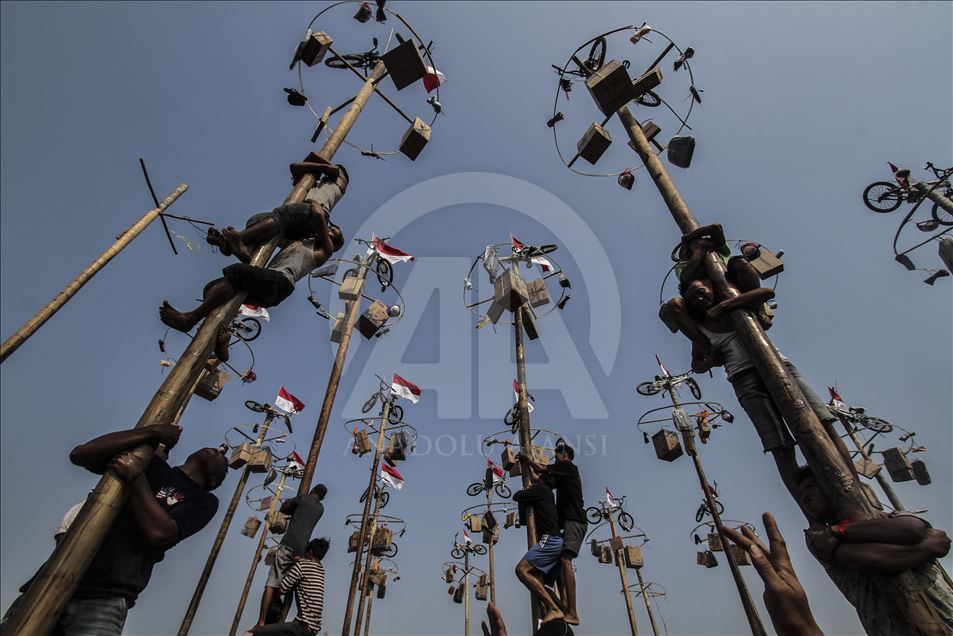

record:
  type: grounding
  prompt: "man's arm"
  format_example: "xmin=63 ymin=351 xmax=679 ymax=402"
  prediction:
xmin=70 ymin=425 xmax=181 ymax=474
xmin=832 ymin=531 xmax=950 ymax=576
xmin=517 ymin=454 xmax=549 ymax=476
xmin=837 ymin=516 xmax=934 ymax=545
xmin=682 ymin=224 xmax=726 ymax=249
xmin=108 ymin=454 xmax=180 ymax=548
xmin=278 ymin=562 xmax=303 ymax=596
xmin=706 ymin=288 xmax=776 ymax=319
xmin=512 ymin=485 xmax=544 ymax=504
xmin=280 ymin=495 xmax=301 ymax=515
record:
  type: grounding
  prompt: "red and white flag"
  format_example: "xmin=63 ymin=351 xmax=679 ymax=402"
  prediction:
xmin=487 ymin=458 xmax=505 ymax=484
xmin=381 ymin=463 xmax=405 ymax=490
xmin=463 ymin=528 xmax=473 ymax=544
xmin=828 ymin=387 xmax=847 ymax=411
xmin=888 ymin=162 xmax=910 ymax=190
xmin=370 ymin=235 xmax=415 ymax=265
xmin=275 ymin=387 xmax=305 ymax=414
xmin=240 ymin=304 xmax=270 ymax=321
xmin=288 ymin=451 xmax=305 ymax=472
xmin=511 ymin=235 xmax=552 ymax=272
xmin=423 ymin=66 xmax=446 ymax=93
xmin=655 ymin=354 xmax=671 ymax=378
xmin=605 ymin=486 xmax=618 ymax=509
xmin=513 ymin=379 xmax=535 ymax=413
xmin=391 ymin=373 xmax=422 ymax=404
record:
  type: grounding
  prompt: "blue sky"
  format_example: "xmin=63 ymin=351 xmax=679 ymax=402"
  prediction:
xmin=2 ymin=2 xmax=951 ymax=635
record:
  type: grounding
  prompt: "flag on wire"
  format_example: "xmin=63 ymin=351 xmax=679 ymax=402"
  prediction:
xmin=240 ymin=304 xmax=270 ymax=321
xmin=605 ymin=486 xmax=618 ymax=509
xmin=275 ymin=387 xmax=305 ymax=414
xmin=511 ymin=235 xmax=552 ymax=272
xmin=423 ymin=66 xmax=446 ymax=93
xmin=513 ymin=379 xmax=535 ymax=413
xmin=391 ymin=373 xmax=422 ymax=404
xmin=487 ymin=458 xmax=505 ymax=484
xmin=381 ymin=463 xmax=405 ymax=490
xmin=828 ymin=386 xmax=847 ymax=411
xmin=370 ymin=235 xmax=415 ymax=264
xmin=888 ymin=162 xmax=910 ymax=190
xmin=288 ymin=451 xmax=306 ymax=472
xmin=655 ymin=354 xmax=671 ymax=378
xmin=463 ymin=528 xmax=472 ymax=544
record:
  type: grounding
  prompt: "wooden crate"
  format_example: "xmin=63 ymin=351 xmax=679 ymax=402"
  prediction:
xmin=444 ymin=567 xmax=454 ymax=583
xmin=882 ymin=447 xmax=915 ymax=482
xmin=248 ymin=447 xmax=272 ymax=474
xmin=384 ymin=431 xmax=408 ymax=462
xmin=453 ymin=585 xmax=464 ymax=604
xmin=269 ymin=511 xmax=290 ymax=534
xmin=259 ymin=495 xmax=274 ymax=512
xmin=494 ymin=267 xmax=529 ymax=312
xmin=339 ymin=275 xmax=362 ymax=300
xmin=195 ymin=366 xmax=228 ymax=401
xmin=467 ymin=515 xmax=483 ymax=533
xmin=475 ymin=584 xmax=488 ymax=601
xmin=352 ymin=429 xmax=372 ymax=456
xmin=240 ymin=516 xmax=261 ymax=538
xmin=641 ymin=121 xmax=662 ymax=143
xmin=229 ymin=442 xmax=254 ymax=469
xmin=301 ymin=31 xmax=332 ymax=67
xmin=598 ymin=546 xmax=613 ymax=564
xmin=697 ymin=550 xmax=717 ymax=568
xmin=577 ymin=122 xmax=612 ymax=165
xmin=381 ymin=38 xmax=426 ymax=91
xmin=501 ymin=447 xmax=520 ymax=476
xmin=652 ymin=429 xmax=683 ymax=462
xmin=372 ymin=528 xmax=394 ymax=555
xmin=623 ymin=545 xmax=644 ymax=569
xmin=707 ymin=532 xmax=723 ymax=552
xmin=399 ymin=117 xmax=431 ymax=161
xmin=482 ymin=525 xmax=500 ymax=545
xmin=632 ymin=66 xmax=663 ymax=99
xmin=348 ymin=531 xmax=361 ymax=553
xmin=358 ymin=300 xmax=390 ymax=340
xmin=912 ymin=459 xmax=931 ymax=485
xmin=585 ymin=60 xmax=636 ymax=116
xmin=504 ymin=511 xmax=518 ymax=529
xmin=486 ymin=297 xmax=506 ymax=325
xmin=748 ymin=247 xmax=784 ymax=280
xmin=526 ymin=278 xmax=551 ymax=308
xmin=855 ymin=457 xmax=882 ymax=479
xmin=728 ymin=544 xmax=751 ymax=566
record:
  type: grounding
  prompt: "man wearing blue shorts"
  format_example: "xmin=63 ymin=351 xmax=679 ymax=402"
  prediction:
xmin=513 ymin=470 xmax=565 ymax=625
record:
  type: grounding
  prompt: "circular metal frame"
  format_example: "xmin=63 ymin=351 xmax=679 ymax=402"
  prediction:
xmin=636 ymin=402 xmax=730 ymax=435
xmin=159 ymin=323 xmax=257 ymax=382
xmin=459 ymin=502 xmax=516 ymax=520
xmin=224 ymin=425 xmax=297 ymax=462
xmin=479 ymin=427 xmax=568 ymax=461
xmin=342 ymin=417 xmax=419 ymax=448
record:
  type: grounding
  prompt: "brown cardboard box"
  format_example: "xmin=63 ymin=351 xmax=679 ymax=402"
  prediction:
xmin=623 ymin=545 xmax=644 ymax=569
xmin=494 ymin=268 xmax=529 ymax=312
xmin=381 ymin=38 xmax=426 ymax=91
xmin=728 ymin=544 xmax=751 ymax=566
xmin=748 ymin=248 xmax=784 ymax=279
xmin=585 ymin=60 xmax=636 ymax=115
xmin=352 ymin=429 xmax=372 ymax=456
xmin=248 ymin=447 xmax=272 ymax=473
xmin=632 ymin=66 xmax=663 ymax=99
xmin=577 ymin=122 xmax=612 ymax=165
xmin=707 ymin=532 xmax=723 ymax=552
xmin=196 ymin=365 xmax=228 ymax=401
xmin=652 ymin=429 xmax=683 ymax=462
xmin=697 ymin=550 xmax=717 ymax=568
xmin=301 ymin=31 xmax=332 ymax=67
xmin=504 ymin=512 xmax=517 ymax=529
xmin=467 ymin=515 xmax=483 ymax=533
xmin=241 ymin=516 xmax=261 ymax=538
xmin=399 ymin=117 xmax=432 ymax=161
xmin=358 ymin=300 xmax=390 ymax=339
xmin=526 ymin=278 xmax=551 ymax=308
xmin=269 ymin=511 xmax=290 ymax=534
xmin=855 ymin=457 xmax=882 ymax=479
xmin=598 ymin=546 xmax=613 ymax=564
xmin=883 ymin=447 xmax=915 ymax=482
xmin=229 ymin=442 xmax=253 ymax=469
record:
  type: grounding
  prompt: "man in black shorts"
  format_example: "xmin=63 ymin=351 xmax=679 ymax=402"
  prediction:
xmin=520 ymin=441 xmax=584 ymax=625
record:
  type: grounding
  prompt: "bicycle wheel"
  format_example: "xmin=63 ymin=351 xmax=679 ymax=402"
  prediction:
xmin=473 ymin=544 xmax=488 ymax=556
xmin=931 ymin=198 xmax=953 ymax=226
xmin=584 ymin=37 xmax=607 ymax=73
xmin=360 ymin=488 xmax=370 ymax=504
xmin=376 ymin=259 xmax=393 ymax=290
xmin=635 ymin=90 xmax=662 ymax=107
xmin=467 ymin=482 xmax=484 ymax=497
xmin=325 ymin=54 xmax=367 ymax=70
xmin=495 ymin=483 xmax=512 ymax=499
xmin=695 ymin=504 xmax=707 ymax=523
xmin=383 ymin=543 xmax=398 ymax=558
xmin=863 ymin=182 xmax=903 ymax=213
xmin=636 ymin=381 xmax=661 ymax=396
xmin=859 ymin=416 xmax=893 ymax=433
xmin=379 ymin=491 xmax=390 ymax=508
xmin=245 ymin=400 xmax=266 ymax=413
xmin=236 ymin=317 xmax=261 ymax=342
xmin=586 ymin=507 xmax=603 ymax=525
xmin=504 ymin=406 xmax=519 ymax=426
xmin=617 ymin=511 xmax=635 ymax=532
xmin=687 ymin=377 xmax=702 ymax=400
xmin=451 ymin=546 xmax=465 ymax=559
xmin=362 ymin=394 xmax=378 ymax=414
xmin=388 ymin=404 xmax=403 ymax=425
xmin=714 ymin=500 xmax=725 ymax=515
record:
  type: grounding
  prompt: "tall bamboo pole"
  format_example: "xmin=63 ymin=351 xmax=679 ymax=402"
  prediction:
xmin=463 ymin=549 xmax=471 ymax=636
xmin=608 ymin=516 xmax=639 ymax=636
xmin=362 ymin=584 xmax=375 ymax=636
xmin=342 ymin=399 xmax=391 ymax=636
xmin=617 ymin=106 xmax=944 ymax=633
xmin=633 ymin=568 xmax=659 ymax=636
xmin=177 ymin=411 xmax=277 ymax=635
xmin=228 ymin=470 xmax=289 ymax=636
xmin=0 ymin=184 xmax=188 ymax=364
xmin=353 ymin=492 xmax=385 ymax=636
xmin=835 ymin=415 xmax=904 ymax=512
xmin=297 ymin=61 xmax=387 ymax=495
xmin=5 ymin=59 xmax=385 ymax=636
xmin=513 ymin=305 xmax=541 ymax=630
xmin=486 ymin=489 xmax=497 ymax=606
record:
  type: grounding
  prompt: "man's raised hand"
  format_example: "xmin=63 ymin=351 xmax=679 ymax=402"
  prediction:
xmin=481 ymin=602 xmax=508 ymax=636
xmin=107 ymin=452 xmax=148 ymax=483
xmin=151 ymin=424 xmax=183 ymax=450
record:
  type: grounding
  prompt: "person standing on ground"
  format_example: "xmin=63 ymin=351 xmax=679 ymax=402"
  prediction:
xmin=519 ymin=440 xmax=584 ymax=625
xmin=253 ymin=484 xmax=328 ymax=629
xmin=249 ymin=538 xmax=329 ymax=636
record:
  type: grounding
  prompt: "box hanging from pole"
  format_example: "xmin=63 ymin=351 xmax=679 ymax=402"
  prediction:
xmin=475 ymin=584 xmax=488 ymax=601
xmin=240 ymin=516 xmax=261 ymax=538
xmin=576 ymin=122 xmax=612 ymax=165
xmin=911 ymin=458 xmax=931 ymax=485
xmin=590 ymin=539 xmax=601 ymax=557
xmin=501 ymin=447 xmax=520 ymax=476
xmin=269 ymin=511 xmax=290 ymax=534
xmin=352 ymin=429 xmax=372 ymax=456
xmin=482 ymin=525 xmax=500 ymax=545
xmin=623 ymin=545 xmax=644 ymax=569
xmin=585 ymin=60 xmax=637 ymax=116
xmin=707 ymin=532 xmax=723 ymax=552
xmin=348 ymin=531 xmax=361 ymax=553
xmin=264 ymin=547 xmax=278 ymax=566
xmin=526 ymin=278 xmax=551 ymax=308
xmin=522 ymin=308 xmax=539 ymax=341
xmin=504 ymin=511 xmax=518 ymax=528
xmin=381 ymin=38 xmax=427 ymax=91
xmin=728 ymin=544 xmax=751 ymax=566
xmin=640 ymin=121 xmax=662 ymax=144
xmin=301 ymin=31 xmax=333 ymax=67
xmin=860 ymin=482 xmax=883 ymax=509
xmin=259 ymin=496 xmax=274 ymax=512
xmin=697 ymin=550 xmax=718 ymax=568
xmin=399 ymin=117 xmax=432 ymax=161
xmin=494 ymin=267 xmax=529 ymax=312
xmin=195 ymin=364 xmax=228 ymax=401
xmin=453 ymin=585 xmax=464 ymax=604
xmin=747 ymin=247 xmax=784 ymax=279
xmin=631 ymin=66 xmax=663 ymax=100
xmin=384 ymin=431 xmax=408 ymax=462
xmin=248 ymin=446 xmax=272 ymax=473
xmin=652 ymin=429 xmax=683 ymax=462
xmin=467 ymin=514 xmax=483 ymax=533
xmin=372 ymin=528 xmax=394 ymax=555
xmin=882 ymin=447 xmax=915 ymax=482
xmin=444 ymin=567 xmax=454 ymax=583
xmin=358 ymin=299 xmax=390 ymax=339
xmin=229 ymin=441 xmax=254 ymax=469
xmin=598 ymin=546 xmax=613 ymax=564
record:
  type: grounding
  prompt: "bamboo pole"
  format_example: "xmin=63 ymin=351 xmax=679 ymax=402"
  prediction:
xmin=353 ymin=492 xmax=385 ymax=636
xmin=617 ymin=106 xmax=945 ymax=633
xmin=362 ymin=585 xmax=375 ymax=636
xmin=342 ymin=399 xmax=391 ymax=636
xmin=836 ymin=415 xmax=905 ymax=512
xmin=5 ymin=58 xmax=386 ymax=636
xmin=228 ymin=470 xmax=289 ymax=636
xmin=608 ymin=516 xmax=640 ymax=636
xmin=486 ymin=490 xmax=497 ymax=606
xmin=513 ymin=305 xmax=541 ymax=630
xmin=633 ymin=568 xmax=659 ymax=636
xmin=177 ymin=411 xmax=277 ymax=635
xmin=464 ymin=548 xmax=471 ymax=636
xmin=0 ymin=184 xmax=188 ymax=363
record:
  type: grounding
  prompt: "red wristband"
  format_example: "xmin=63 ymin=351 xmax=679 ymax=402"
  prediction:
xmin=830 ymin=518 xmax=854 ymax=538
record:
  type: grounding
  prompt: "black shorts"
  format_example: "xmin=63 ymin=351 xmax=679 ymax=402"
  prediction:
xmin=247 ymin=203 xmax=319 ymax=242
xmin=206 ymin=264 xmax=294 ymax=308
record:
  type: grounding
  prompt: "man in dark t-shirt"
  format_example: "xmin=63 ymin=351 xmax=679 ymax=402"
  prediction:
xmin=254 ymin=483 xmax=327 ymax=628
xmin=521 ymin=442 xmax=585 ymax=625
xmin=513 ymin=471 xmax=565 ymax=625
xmin=2 ymin=424 xmax=226 ymax=635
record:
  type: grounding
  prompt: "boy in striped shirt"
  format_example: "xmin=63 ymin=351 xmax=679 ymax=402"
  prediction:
xmin=250 ymin=538 xmax=328 ymax=636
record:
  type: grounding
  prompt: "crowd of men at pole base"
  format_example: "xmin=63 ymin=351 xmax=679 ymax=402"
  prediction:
xmin=1 ymin=155 xmax=951 ymax=636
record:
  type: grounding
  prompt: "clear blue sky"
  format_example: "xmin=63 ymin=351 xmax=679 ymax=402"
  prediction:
xmin=2 ymin=2 xmax=951 ymax=635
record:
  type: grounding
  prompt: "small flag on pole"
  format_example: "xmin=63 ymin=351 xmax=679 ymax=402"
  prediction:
xmin=828 ymin=386 xmax=847 ymax=411
xmin=391 ymin=374 xmax=422 ymax=404
xmin=513 ymin=379 xmax=535 ymax=413
xmin=423 ymin=66 xmax=446 ymax=93
xmin=463 ymin=528 xmax=472 ymax=544
xmin=487 ymin=459 xmax=505 ymax=484
xmin=288 ymin=451 xmax=305 ymax=472
xmin=240 ymin=304 xmax=270 ymax=321
xmin=381 ymin=463 xmax=405 ymax=490
xmin=655 ymin=354 xmax=671 ymax=378
xmin=888 ymin=162 xmax=910 ymax=190
xmin=370 ymin=236 xmax=415 ymax=264
xmin=275 ymin=387 xmax=305 ymax=414
xmin=606 ymin=486 xmax=618 ymax=509
xmin=511 ymin=235 xmax=552 ymax=272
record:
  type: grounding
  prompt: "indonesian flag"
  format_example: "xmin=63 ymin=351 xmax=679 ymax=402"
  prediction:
xmin=487 ymin=459 xmax=505 ymax=484
xmin=655 ymin=354 xmax=671 ymax=378
xmin=511 ymin=235 xmax=552 ymax=272
xmin=275 ymin=387 xmax=305 ymax=414
xmin=888 ymin=162 xmax=910 ymax=190
xmin=240 ymin=304 xmax=270 ymax=321
xmin=381 ymin=463 xmax=405 ymax=490
xmin=828 ymin=387 xmax=847 ymax=411
xmin=288 ymin=451 xmax=305 ymax=472
xmin=513 ymin=379 xmax=535 ymax=413
xmin=391 ymin=374 xmax=422 ymax=404
xmin=423 ymin=66 xmax=446 ymax=93
xmin=605 ymin=486 xmax=618 ymax=509
xmin=370 ymin=235 xmax=415 ymax=264
xmin=463 ymin=528 xmax=473 ymax=544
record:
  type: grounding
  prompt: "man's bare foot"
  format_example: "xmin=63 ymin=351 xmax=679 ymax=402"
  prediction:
xmin=206 ymin=228 xmax=232 ymax=256
xmin=214 ymin=325 xmax=231 ymax=362
xmin=222 ymin=226 xmax=252 ymax=263
xmin=540 ymin=608 xmax=564 ymax=624
xmin=564 ymin=614 xmax=581 ymax=625
xmin=159 ymin=301 xmax=199 ymax=333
